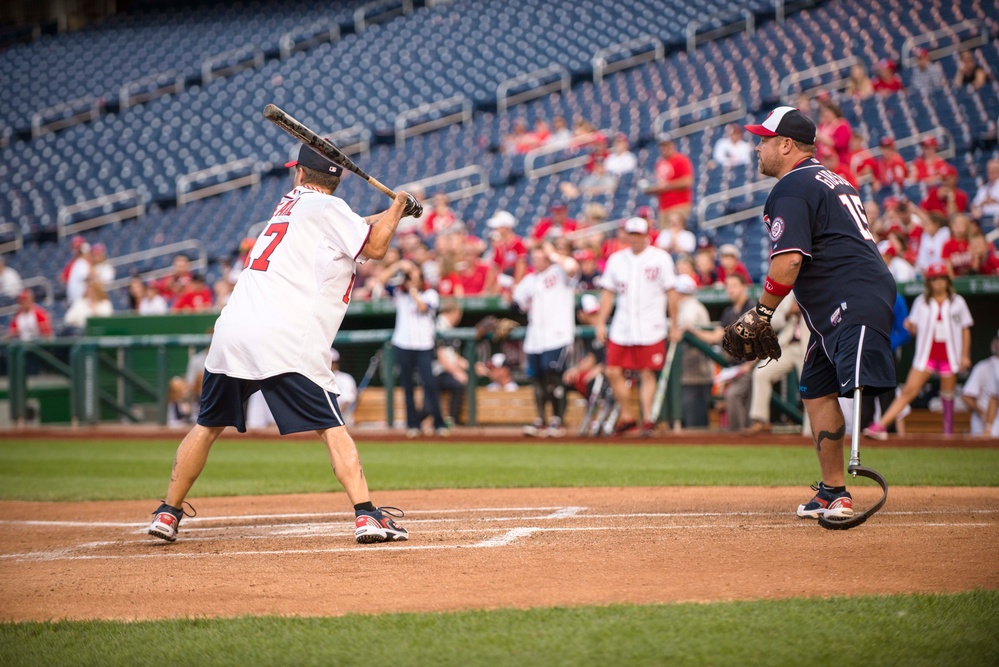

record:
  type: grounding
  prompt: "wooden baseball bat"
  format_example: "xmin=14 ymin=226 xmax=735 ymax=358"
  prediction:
xmin=263 ymin=103 xmax=396 ymax=200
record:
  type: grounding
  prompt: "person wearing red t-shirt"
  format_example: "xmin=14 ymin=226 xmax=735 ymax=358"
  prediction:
xmin=848 ymin=132 xmax=877 ymax=184
xmin=6 ymin=290 xmax=54 ymax=341
xmin=820 ymin=150 xmax=859 ymax=190
xmin=874 ymin=137 xmax=907 ymax=191
xmin=172 ymin=275 xmax=214 ymax=312
xmin=941 ymin=214 xmax=975 ymax=276
xmin=968 ymin=233 xmax=999 ymax=276
xmin=717 ymin=244 xmax=753 ymax=284
xmin=644 ymin=132 xmax=694 ymax=225
xmin=920 ymin=165 xmax=968 ymax=216
xmin=154 ymin=254 xmax=194 ymax=304
xmin=531 ymin=201 xmax=578 ymax=241
xmin=815 ymin=102 xmax=852 ymax=164
xmin=421 ymin=192 xmax=460 ymax=238
xmin=485 ymin=210 xmax=528 ymax=287
xmin=910 ymin=136 xmax=950 ymax=185
xmin=448 ymin=246 xmax=492 ymax=297
xmin=872 ymin=59 xmax=904 ymax=95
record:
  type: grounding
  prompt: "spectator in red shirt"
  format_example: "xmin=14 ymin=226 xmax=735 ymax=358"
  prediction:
xmin=941 ymin=213 xmax=975 ymax=276
xmin=910 ymin=136 xmax=951 ymax=185
xmin=422 ymin=192 xmax=460 ymax=238
xmin=448 ymin=246 xmax=492 ymax=297
xmin=502 ymin=118 xmax=539 ymax=156
xmin=645 ymin=132 xmax=694 ymax=225
xmin=154 ymin=254 xmax=194 ymax=304
xmin=820 ymin=149 xmax=859 ymax=190
xmin=172 ymin=274 xmax=214 ymax=312
xmin=6 ymin=290 xmax=54 ymax=341
xmin=717 ymin=244 xmax=753 ymax=284
xmin=874 ymin=137 xmax=908 ymax=191
xmin=848 ymin=131 xmax=877 ymax=184
xmin=872 ymin=58 xmax=904 ymax=95
xmin=486 ymin=210 xmax=528 ymax=287
xmin=693 ymin=239 xmax=720 ymax=287
xmin=531 ymin=201 xmax=578 ymax=242
xmin=815 ymin=102 xmax=852 ymax=164
xmin=968 ymin=232 xmax=999 ymax=275
xmin=920 ymin=164 xmax=968 ymax=216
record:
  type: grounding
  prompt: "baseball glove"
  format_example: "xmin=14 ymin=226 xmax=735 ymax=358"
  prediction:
xmin=722 ymin=304 xmax=782 ymax=361
xmin=493 ymin=318 xmax=520 ymax=342
xmin=474 ymin=316 xmax=497 ymax=341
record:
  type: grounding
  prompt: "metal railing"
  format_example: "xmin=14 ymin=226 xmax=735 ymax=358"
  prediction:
xmin=56 ymin=189 xmax=146 ymax=239
xmin=854 ymin=128 xmax=956 ymax=187
xmin=697 ymin=178 xmax=773 ymax=229
xmin=654 ymin=91 xmax=746 ymax=140
xmin=398 ymin=165 xmax=489 ymax=202
xmin=354 ymin=0 xmax=413 ymax=32
xmin=102 ymin=240 xmax=208 ymax=295
xmin=901 ymin=21 xmax=987 ymax=69
xmin=523 ymin=130 xmax=609 ymax=179
xmin=119 ymin=71 xmax=184 ymax=110
xmin=394 ymin=95 xmax=471 ymax=145
xmin=201 ymin=45 xmax=264 ymax=84
xmin=31 ymin=95 xmax=103 ymax=138
xmin=496 ymin=64 xmax=570 ymax=114
xmin=687 ymin=9 xmax=754 ymax=54
xmin=592 ymin=34 xmax=663 ymax=85
xmin=0 ymin=222 xmax=23 ymax=254
xmin=176 ymin=158 xmax=260 ymax=206
xmin=780 ymin=54 xmax=860 ymax=102
xmin=286 ymin=124 xmax=371 ymax=163
xmin=279 ymin=20 xmax=339 ymax=59
xmin=774 ymin=0 xmax=817 ymax=24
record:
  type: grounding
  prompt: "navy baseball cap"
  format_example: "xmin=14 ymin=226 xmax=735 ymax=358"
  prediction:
xmin=745 ymin=106 xmax=816 ymax=145
xmin=285 ymin=144 xmax=343 ymax=176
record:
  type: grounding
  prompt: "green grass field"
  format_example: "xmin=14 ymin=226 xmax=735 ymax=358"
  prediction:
xmin=2 ymin=438 xmax=997 ymax=666
xmin=0 ymin=439 xmax=997 ymax=501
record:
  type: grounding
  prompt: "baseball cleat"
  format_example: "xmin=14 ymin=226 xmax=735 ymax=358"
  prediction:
xmin=355 ymin=506 xmax=409 ymax=544
xmin=523 ymin=419 xmax=547 ymax=438
xmin=612 ymin=419 xmax=638 ymax=435
xmin=148 ymin=503 xmax=186 ymax=542
xmin=546 ymin=418 xmax=566 ymax=438
xmin=796 ymin=483 xmax=854 ymax=519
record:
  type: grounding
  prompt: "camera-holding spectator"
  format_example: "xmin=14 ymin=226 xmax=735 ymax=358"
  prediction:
xmin=872 ymin=58 xmax=904 ymax=95
xmin=954 ymin=50 xmax=990 ymax=91
xmin=971 ymin=158 xmax=999 ymax=225
xmin=909 ymin=47 xmax=946 ymax=94
xmin=6 ymin=290 xmax=53 ymax=341
xmin=711 ymin=123 xmax=753 ymax=169
xmin=920 ymin=164 xmax=968 ymax=216
xmin=63 ymin=279 xmax=113 ymax=334
xmin=644 ymin=132 xmax=695 ymax=225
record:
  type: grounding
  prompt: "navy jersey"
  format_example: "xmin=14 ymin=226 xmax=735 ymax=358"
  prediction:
xmin=764 ymin=158 xmax=895 ymax=359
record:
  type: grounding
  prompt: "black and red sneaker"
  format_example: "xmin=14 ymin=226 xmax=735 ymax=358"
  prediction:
xmin=796 ymin=483 xmax=854 ymax=519
xmin=355 ymin=506 xmax=409 ymax=544
xmin=612 ymin=419 xmax=638 ymax=435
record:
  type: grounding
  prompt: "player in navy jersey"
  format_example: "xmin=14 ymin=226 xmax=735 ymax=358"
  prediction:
xmin=739 ymin=106 xmax=897 ymax=520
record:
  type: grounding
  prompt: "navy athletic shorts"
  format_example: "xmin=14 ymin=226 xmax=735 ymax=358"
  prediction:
xmin=526 ymin=346 xmax=570 ymax=379
xmin=798 ymin=324 xmax=896 ymax=400
xmin=197 ymin=370 xmax=346 ymax=435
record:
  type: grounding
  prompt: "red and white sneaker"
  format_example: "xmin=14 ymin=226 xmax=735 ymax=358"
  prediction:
xmin=355 ymin=507 xmax=409 ymax=544
xmin=863 ymin=423 xmax=888 ymax=441
xmin=796 ymin=483 xmax=854 ymax=519
xmin=148 ymin=503 xmax=186 ymax=542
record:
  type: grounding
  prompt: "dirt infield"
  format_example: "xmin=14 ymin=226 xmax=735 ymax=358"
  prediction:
xmin=1 ymin=486 xmax=997 ymax=622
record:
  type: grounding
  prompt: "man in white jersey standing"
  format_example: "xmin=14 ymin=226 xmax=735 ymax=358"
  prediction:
xmin=513 ymin=242 xmax=580 ymax=437
xmin=148 ymin=144 xmax=421 ymax=545
xmin=594 ymin=216 xmax=679 ymax=437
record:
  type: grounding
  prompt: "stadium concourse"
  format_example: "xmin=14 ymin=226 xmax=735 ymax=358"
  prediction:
xmin=1 ymin=0 xmax=998 ymax=438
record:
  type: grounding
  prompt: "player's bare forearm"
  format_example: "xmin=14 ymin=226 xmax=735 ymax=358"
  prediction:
xmin=363 ymin=192 xmax=410 ymax=259
xmin=759 ymin=252 xmax=804 ymax=311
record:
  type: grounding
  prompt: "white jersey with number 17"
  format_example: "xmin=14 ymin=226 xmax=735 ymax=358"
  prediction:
xmin=205 ymin=185 xmax=370 ymax=394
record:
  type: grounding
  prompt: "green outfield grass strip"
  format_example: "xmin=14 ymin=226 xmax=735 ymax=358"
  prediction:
xmin=1 ymin=591 xmax=997 ymax=667
xmin=0 ymin=440 xmax=997 ymax=502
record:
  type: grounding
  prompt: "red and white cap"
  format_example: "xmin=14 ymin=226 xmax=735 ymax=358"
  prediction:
xmin=745 ymin=106 xmax=816 ymax=145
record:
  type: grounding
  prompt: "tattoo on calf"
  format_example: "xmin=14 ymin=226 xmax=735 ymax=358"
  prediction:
xmin=815 ymin=423 xmax=845 ymax=451
xmin=170 ymin=456 xmax=178 ymax=483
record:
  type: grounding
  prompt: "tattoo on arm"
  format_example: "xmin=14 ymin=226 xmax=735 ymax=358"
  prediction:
xmin=814 ymin=423 xmax=846 ymax=451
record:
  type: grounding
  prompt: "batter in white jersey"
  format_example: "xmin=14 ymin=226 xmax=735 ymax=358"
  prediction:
xmin=594 ymin=217 xmax=679 ymax=437
xmin=148 ymin=143 xmax=421 ymax=547
xmin=207 ymin=185 xmax=368 ymax=395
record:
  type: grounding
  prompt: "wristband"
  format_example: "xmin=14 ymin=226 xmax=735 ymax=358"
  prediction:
xmin=754 ymin=303 xmax=775 ymax=322
xmin=763 ymin=276 xmax=793 ymax=297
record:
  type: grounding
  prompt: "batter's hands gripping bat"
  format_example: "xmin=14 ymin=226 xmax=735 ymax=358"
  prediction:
xmin=263 ymin=104 xmax=422 ymax=217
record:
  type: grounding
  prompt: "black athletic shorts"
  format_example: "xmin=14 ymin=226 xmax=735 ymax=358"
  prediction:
xmin=198 ymin=370 xmax=346 ymax=435
xmin=798 ymin=324 xmax=896 ymax=400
